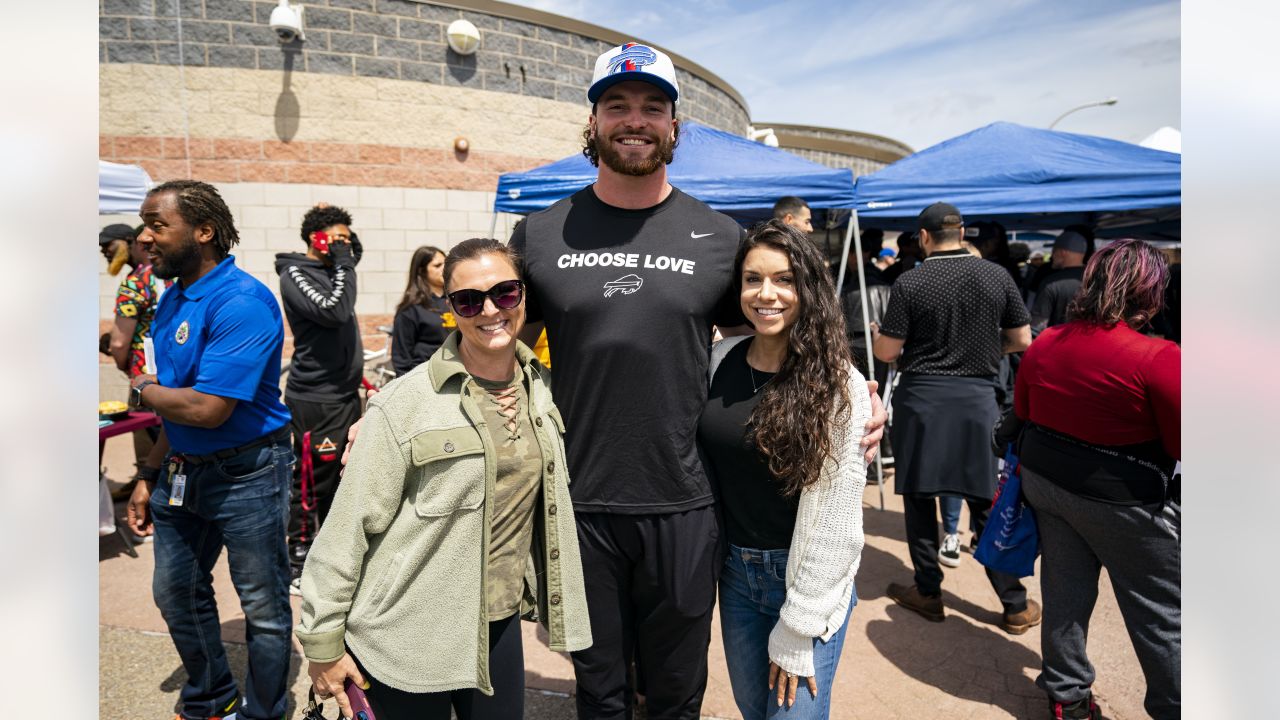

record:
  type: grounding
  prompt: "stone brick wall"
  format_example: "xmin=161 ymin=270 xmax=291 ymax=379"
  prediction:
xmin=763 ymin=123 xmax=914 ymax=177
xmin=99 ymin=0 xmax=749 ymax=133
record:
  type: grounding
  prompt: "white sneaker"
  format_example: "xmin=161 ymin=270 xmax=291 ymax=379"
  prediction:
xmin=938 ymin=533 xmax=962 ymax=568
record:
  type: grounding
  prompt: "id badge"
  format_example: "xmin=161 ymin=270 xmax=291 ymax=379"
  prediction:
xmin=168 ymin=460 xmax=187 ymax=506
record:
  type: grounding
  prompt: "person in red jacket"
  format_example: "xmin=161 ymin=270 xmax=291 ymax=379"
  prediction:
xmin=1014 ymin=239 xmax=1180 ymax=720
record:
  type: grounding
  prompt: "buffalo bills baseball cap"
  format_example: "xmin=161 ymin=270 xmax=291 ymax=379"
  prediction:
xmin=917 ymin=202 xmax=963 ymax=232
xmin=588 ymin=42 xmax=680 ymax=104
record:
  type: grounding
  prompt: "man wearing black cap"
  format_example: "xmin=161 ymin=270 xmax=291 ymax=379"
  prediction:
xmin=872 ymin=202 xmax=1039 ymax=633
xmin=1029 ymin=230 xmax=1088 ymax=335
xmin=509 ymin=41 xmax=887 ymax=719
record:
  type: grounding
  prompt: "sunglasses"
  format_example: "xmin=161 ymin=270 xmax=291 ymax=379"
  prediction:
xmin=447 ymin=279 xmax=524 ymax=318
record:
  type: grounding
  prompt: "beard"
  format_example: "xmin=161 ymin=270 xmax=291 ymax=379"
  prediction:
xmin=593 ymin=128 xmax=676 ymax=177
xmin=150 ymin=233 xmax=203 ymax=280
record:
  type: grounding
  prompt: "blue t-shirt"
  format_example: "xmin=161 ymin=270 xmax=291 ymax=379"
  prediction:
xmin=152 ymin=256 xmax=292 ymax=455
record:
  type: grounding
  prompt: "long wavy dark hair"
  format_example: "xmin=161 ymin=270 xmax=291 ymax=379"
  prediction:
xmin=739 ymin=219 xmax=854 ymax=497
xmin=1067 ymin=239 xmax=1168 ymax=328
xmin=395 ymin=245 xmax=446 ymax=314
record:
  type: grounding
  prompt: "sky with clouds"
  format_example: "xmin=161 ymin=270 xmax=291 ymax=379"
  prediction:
xmin=503 ymin=0 xmax=1179 ymax=152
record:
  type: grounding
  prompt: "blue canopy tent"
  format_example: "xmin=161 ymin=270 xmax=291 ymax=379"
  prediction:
xmin=849 ymin=121 xmax=1182 ymax=237
xmin=492 ymin=121 xmax=856 ymax=222
xmin=838 ymin=123 xmax=1181 ymax=442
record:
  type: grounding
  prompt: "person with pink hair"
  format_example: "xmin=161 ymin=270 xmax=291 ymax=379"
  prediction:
xmin=1013 ymin=239 xmax=1181 ymax=720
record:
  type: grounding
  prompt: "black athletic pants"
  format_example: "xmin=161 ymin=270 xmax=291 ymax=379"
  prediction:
xmin=285 ymin=394 xmax=362 ymax=573
xmin=902 ymin=493 xmax=1028 ymax=613
xmin=352 ymin=613 xmax=525 ymax=720
xmin=571 ymin=506 xmax=720 ymax=720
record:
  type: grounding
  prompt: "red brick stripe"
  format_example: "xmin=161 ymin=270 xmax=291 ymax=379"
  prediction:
xmin=101 ymin=135 xmax=549 ymax=190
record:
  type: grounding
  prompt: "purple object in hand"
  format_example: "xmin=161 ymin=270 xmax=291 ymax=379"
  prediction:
xmin=344 ymin=679 xmax=376 ymax=720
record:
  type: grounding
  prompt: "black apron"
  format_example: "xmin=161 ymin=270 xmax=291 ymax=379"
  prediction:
xmin=891 ymin=373 xmax=1000 ymax=500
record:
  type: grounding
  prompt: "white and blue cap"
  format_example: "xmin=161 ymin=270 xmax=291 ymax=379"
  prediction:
xmin=588 ymin=42 xmax=679 ymax=104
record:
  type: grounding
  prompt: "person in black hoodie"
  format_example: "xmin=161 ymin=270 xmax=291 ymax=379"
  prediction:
xmin=275 ymin=204 xmax=363 ymax=594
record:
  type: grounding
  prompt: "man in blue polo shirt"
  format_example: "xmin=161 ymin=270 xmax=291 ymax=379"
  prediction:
xmin=126 ymin=180 xmax=293 ymax=720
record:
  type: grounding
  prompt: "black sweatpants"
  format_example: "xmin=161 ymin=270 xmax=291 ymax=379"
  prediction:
xmin=902 ymin=493 xmax=1028 ymax=613
xmin=285 ymin=394 xmax=362 ymax=573
xmin=352 ymin=613 xmax=525 ymax=720
xmin=571 ymin=506 xmax=720 ymax=720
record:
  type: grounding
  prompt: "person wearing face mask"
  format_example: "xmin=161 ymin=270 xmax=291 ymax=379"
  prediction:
xmin=700 ymin=220 xmax=872 ymax=719
xmin=296 ymin=238 xmax=591 ymax=720
xmin=275 ymin=204 xmax=365 ymax=595
xmin=391 ymin=245 xmax=452 ymax=377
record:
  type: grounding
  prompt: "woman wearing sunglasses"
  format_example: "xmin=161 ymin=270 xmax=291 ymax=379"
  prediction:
xmin=295 ymin=238 xmax=591 ymax=720
xmin=700 ymin=220 xmax=872 ymax=719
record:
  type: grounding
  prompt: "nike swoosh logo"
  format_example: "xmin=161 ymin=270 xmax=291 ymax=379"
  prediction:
xmin=690 ymin=231 xmax=714 ymax=238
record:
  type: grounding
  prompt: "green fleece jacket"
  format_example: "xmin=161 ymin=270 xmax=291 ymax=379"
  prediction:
xmin=295 ymin=333 xmax=592 ymax=694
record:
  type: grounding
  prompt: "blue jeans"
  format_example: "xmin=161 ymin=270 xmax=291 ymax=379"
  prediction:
xmin=150 ymin=437 xmax=294 ymax=720
xmin=719 ymin=545 xmax=855 ymax=720
xmin=939 ymin=495 xmax=962 ymax=535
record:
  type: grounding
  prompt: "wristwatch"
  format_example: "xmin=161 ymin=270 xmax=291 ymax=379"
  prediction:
xmin=130 ymin=379 xmax=158 ymax=409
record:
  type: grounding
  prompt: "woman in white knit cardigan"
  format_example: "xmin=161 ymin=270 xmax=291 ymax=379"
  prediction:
xmin=699 ymin=220 xmax=871 ymax=719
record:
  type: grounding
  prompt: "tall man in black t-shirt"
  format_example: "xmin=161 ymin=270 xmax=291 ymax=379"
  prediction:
xmin=872 ymin=203 xmax=1040 ymax=634
xmin=511 ymin=42 xmax=886 ymax=719
xmin=275 ymin=204 xmax=363 ymax=594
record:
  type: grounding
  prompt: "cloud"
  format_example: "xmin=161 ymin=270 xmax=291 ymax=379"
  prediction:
xmin=499 ymin=0 xmax=1179 ymax=149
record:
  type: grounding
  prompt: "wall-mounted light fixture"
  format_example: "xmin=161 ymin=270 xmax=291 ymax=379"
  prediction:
xmin=269 ymin=0 xmax=305 ymax=43
xmin=447 ymin=19 xmax=481 ymax=55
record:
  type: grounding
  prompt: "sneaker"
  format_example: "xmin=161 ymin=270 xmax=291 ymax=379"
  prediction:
xmin=938 ymin=533 xmax=962 ymax=567
xmin=886 ymin=582 xmax=945 ymax=622
xmin=1002 ymin=598 xmax=1043 ymax=635
xmin=1050 ymin=693 xmax=1100 ymax=719
xmin=175 ymin=696 xmax=240 ymax=720
xmin=290 ymin=575 xmax=303 ymax=596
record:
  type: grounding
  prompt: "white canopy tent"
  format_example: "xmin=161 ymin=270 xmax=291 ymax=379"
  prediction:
xmin=99 ymin=160 xmax=153 ymax=215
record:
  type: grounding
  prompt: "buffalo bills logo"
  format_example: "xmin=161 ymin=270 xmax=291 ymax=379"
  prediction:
xmin=608 ymin=43 xmax=658 ymax=75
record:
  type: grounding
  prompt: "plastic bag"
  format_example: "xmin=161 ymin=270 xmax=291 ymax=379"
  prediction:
xmin=974 ymin=445 xmax=1039 ymax=577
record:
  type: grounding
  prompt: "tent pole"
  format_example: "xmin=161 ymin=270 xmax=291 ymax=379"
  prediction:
xmin=835 ymin=213 xmax=853 ymax=296
xmin=489 ymin=212 xmax=499 ymax=241
xmin=850 ymin=209 xmax=885 ymax=511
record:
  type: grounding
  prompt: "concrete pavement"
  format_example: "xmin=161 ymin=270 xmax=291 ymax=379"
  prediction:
xmin=99 ymin=435 xmax=1149 ymax=719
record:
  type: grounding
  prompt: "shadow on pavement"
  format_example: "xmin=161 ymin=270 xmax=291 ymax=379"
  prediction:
xmin=867 ymin=606 xmax=1044 ymax=718
xmin=147 ymin=621 xmax=305 ymax=719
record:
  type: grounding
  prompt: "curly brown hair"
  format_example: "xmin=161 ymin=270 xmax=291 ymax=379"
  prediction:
xmin=739 ymin=219 xmax=854 ymax=497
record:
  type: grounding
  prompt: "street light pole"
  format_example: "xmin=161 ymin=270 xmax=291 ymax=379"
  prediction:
xmin=1048 ymin=97 xmax=1119 ymax=130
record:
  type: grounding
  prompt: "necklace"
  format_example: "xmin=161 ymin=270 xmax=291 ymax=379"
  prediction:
xmin=748 ymin=364 xmax=773 ymax=394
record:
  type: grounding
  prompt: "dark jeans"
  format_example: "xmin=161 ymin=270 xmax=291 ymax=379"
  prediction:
xmin=571 ymin=507 xmax=720 ymax=720
xmin=1021 ymin=468 xmax=1180 ymax=719
xmin=902 ymin=493 xmax=1027 ymax=613
xmin=285 ymin=394 xmax=362 ymax=573
xmin=354 ymin=613 xmax=525 ymax=720
xmin=150 ymin=436 xmax=294 ymax=720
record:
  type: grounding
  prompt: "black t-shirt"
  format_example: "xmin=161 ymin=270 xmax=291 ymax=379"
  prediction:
xmin=698 ymin=339 xmax=798 ymax=549
xmin=1029 ymin=266 xmax=1084 ymax=334
xmin=879 ymin=249 xmax=1030 ymax=377
xmin=391 ymin=295 xmax=451 ymax=376
xmin=509 ymin=186 xmax=745 ymax=513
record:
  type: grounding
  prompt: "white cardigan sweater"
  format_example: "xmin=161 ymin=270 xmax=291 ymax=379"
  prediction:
xmin=709 ymin=336 xmax=871 ymax=677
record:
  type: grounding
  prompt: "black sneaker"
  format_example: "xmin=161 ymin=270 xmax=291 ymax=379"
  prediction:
xmin=1050 ymin=693 xmax=1100 ymax=719
xmin=938 ymin=533 xmax=962 ymax=568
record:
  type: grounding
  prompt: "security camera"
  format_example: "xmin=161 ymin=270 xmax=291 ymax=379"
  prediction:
xmin=269 ymin=0 xmax=305 ymax=44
